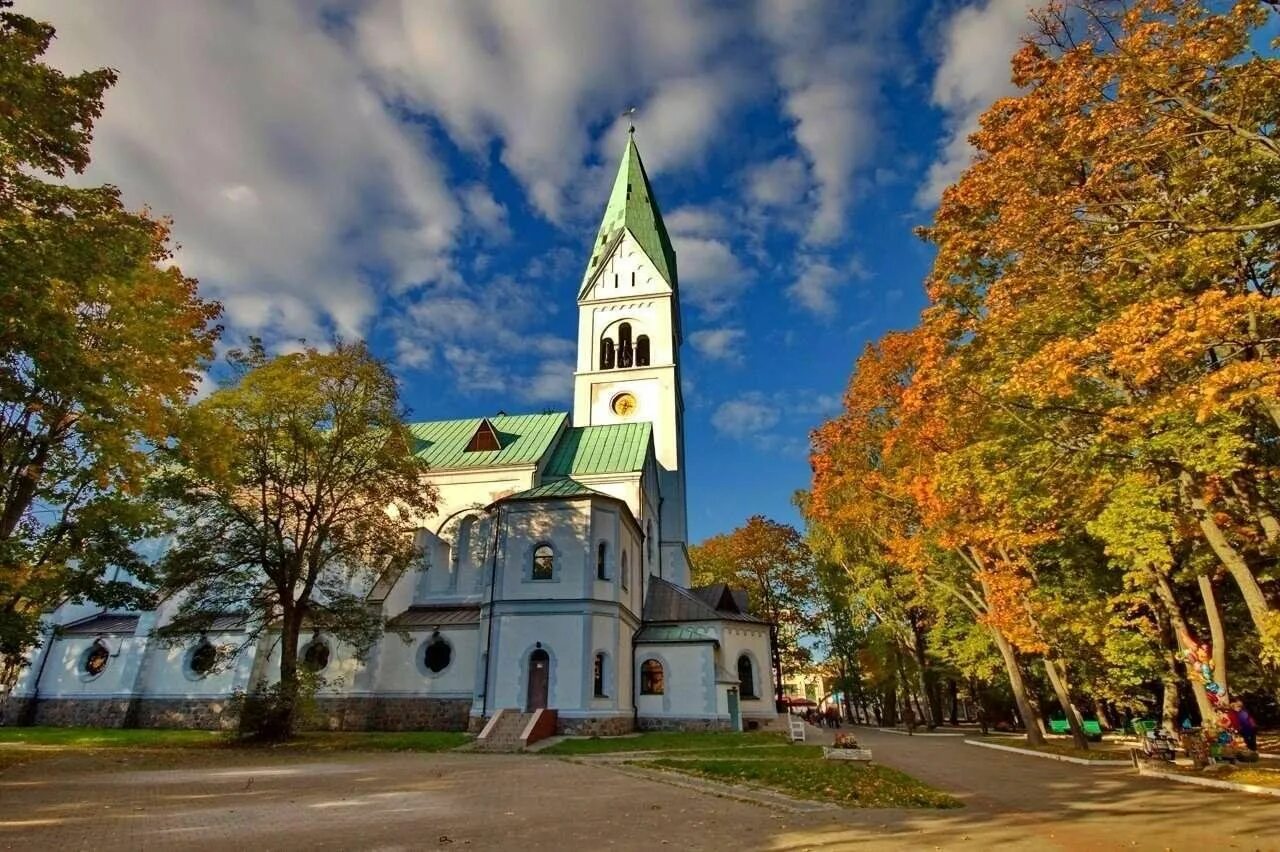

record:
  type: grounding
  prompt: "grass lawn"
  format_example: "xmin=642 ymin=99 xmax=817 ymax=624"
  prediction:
xmin=541 ymin=730 xmax=786 ymax=755
xmin=0 ymin=726 xmax=470 ymax=773
xmin=971 ymin=735 xmax=1130 ymax=762
xmin=637 ymin=757 xmax=961 ymax=809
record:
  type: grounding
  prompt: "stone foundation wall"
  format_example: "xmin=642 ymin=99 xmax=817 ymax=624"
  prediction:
xmin=131 ymin=698 xmax=241 ymax=730
xmin=1 ymin=696 xmax=470 ymax=732
xmin=14 ymin=698 xmax=133 ymax=728
xmin=637 ymin=716 xmax=732 ymax=733
xmin=557 ymin=715 xmax=634 ymax=737
xmin=307 ymin=697 xmax=471 ymax=732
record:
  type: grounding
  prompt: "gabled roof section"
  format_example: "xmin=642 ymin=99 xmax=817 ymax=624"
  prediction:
xmin=500 ymin=478 xmax=606 ymax=501
xmin=386 ymin=605 xmax=481 ymax=629
xmin=580 ymin=131 xmax=677 ymax=296
xmin=544 ymin=423 xmax=652 ymax=478
xmin=642 ymin=577 xmax=768 ymax=625
xmin=407 ymin=412 xmax=566 ymax=471
xmin=61 ymin=613 xmax=140 ymax=635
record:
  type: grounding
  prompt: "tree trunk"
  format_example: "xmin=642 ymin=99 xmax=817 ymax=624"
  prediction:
xmin=1180 ymin=471 xmax=1275 ymax=643
xmin=1093 ymin=698 xmax=1113 ymax=732
xmin=970 ymin=678 xmax=989 ymax=735
xmin=1197 ymin=574 xmax=1228 ymax=697
xmin=1043 ymin=657 xmax=1089 ymax=750
xmin=1161 ymin=673 xmax=1180 ymax=731
xmin=1152 ymin=572 xmax=1216 ymax=723
xmin=988 ymin=626 xmax=1045 ymax=745
xmin=268 ymin=607 xmax=301 ymax=741
xmin=949 ymin=679 xmax=959 ymax=726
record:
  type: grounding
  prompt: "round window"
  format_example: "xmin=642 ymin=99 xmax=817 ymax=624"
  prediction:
xmin=84 ymin=642 xmax=110 ymax=677
xmin=189 ymin=640 xmax=217 ymax=676
xmin=423 ymin=636 xmax=452 ymax=674
xmin=302 ymin=640 xmax=330 ymax=672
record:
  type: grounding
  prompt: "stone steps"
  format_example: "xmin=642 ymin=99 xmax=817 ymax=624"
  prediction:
xmin=474 ymin=709 xmax=535 ymax=752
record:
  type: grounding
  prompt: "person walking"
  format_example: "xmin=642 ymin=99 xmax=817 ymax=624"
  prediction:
xmin=1233 ymin=700 xmax=1258 ymax=752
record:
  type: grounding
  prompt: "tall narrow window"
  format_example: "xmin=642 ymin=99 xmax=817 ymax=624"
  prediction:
xmin=631 ymin=271 xmax=635 ymax=287
xmin=532 ymin=544 xmax=555 ymax=580
xmin=618 ymin=323 xmax=633 ymax=368
xmin=621 ymin=550 xmax=629 ymax=590
xmin=635 ymin=335 xmax=650 ymax=367
xmin=614 ymin=273 xmax=619 ymax=288
xmin=600 ymin=338 xmax=615 ymax=370
xmin=597 ymin=541 xmax=608 ymax=580
xmin=594 ymin=653 xmax=607 ymax=697
xmin=737 ymin=654 xmax=757 ymax=699
xmin=640 ymin=659 xmax=664 ymax=695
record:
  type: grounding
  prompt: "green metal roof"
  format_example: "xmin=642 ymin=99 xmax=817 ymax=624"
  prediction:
xmin=544 ymin=423 xmax=652 ymax=477
xmin=407 ymin=412 xmax=567 ymax=470
xmin=579 ymin=131 xmax=678 ymax=295
xmin=500 ymin=478 xmax=606 ymax=502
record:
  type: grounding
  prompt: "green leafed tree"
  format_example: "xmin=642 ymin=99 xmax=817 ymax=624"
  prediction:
xmin=0 ymin=4 xmax=221 ymax=679
xmin=689 ymin=515 xmax=820 ymax=707
xmin=156 ymin=341 xmax=436 ymax=739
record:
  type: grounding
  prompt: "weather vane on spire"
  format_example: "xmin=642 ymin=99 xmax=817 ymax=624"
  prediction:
xmin=622 ymin=106 xmax=637 ymax=134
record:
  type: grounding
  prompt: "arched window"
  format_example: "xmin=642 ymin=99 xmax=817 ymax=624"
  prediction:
xmin=597 ymin=541 xmax=608 ymax=580
xmin=594 ymin=652 xmax=607 ymax=697
xmin=532 ymin=544 xmax=554 ymax=580
xmin=640 ymin=659 xmax=664 ymax=695
xmin=83 ymin=641 xmax=110 ymax=678
xmin=647 ymin=520 xmax=654 ymax=565
xmin=600 ymin=338 xmax=615 ymax=370
xmin=618 ymin=323 xmax=633 ymax=368
xmin=423 ymin=632 xmax=452 ymax=674
xmin=302 ymin=638 xmax=330 ymax=672
xmin=455 ymin=516 xmax=473 ymax=568
xmin=621 ymin=550 xmax=629 ymax=590
xmin=636 ymin=335 xmax=650 ymax=367
xmin=737 ymin=654 xmax=757 ymax=699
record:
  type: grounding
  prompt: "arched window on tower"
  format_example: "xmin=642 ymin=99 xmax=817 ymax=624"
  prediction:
xmin=600 ymin=338 xmax=615 ymax=370
xmin=597 ymin=541 xmax=608 ymax=580
xmin=618 ymin=323 xmax=633 ymax=368
xmin=635 ymin=335 xmax=650 ymax=367
xmin=737 ymin=654 xmax=757 ymax=699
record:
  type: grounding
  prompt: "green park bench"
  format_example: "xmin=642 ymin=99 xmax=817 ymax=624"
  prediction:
xmin=1049 ymin=718 xmax=1104 ymax=739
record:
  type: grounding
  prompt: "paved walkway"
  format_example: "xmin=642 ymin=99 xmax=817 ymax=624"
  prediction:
xmin=0 ymin=730 xmax=1277 ymax=850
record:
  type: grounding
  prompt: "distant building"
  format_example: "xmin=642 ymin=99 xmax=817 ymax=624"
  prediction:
xmin=4 ymin=132 xmax=777 ymax=737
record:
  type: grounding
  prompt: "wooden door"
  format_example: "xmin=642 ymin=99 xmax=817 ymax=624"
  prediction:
xmin=527 ymin=649 xmax=549 ymax=710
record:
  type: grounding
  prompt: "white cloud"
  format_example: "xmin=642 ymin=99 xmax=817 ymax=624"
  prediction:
xmin=354 ymin=0 xmax=748 ymax=222
xmin=41 ymin=0 xmax=462 ymax=344
xmin=394 ymin=276 xmax=575 ymax=405
xmin=712 ymin=396 xmax=781 ymax=440
xmin=916 ymin=0 xmax=1034 ymax=207
xmin=461 ymin=184 xmax=511 ymax=241
xmin=757 ymin=0 xmax=902 ymax=244
xmin=672 ymin=236 xmax=754 ymax=318
xmin=787 ymin=256 xmax=865 ymax=316
xmin=747 ymin=156 xmax=810 ymax=209
xmin=689 ymin=328 xmax=746 ymax=363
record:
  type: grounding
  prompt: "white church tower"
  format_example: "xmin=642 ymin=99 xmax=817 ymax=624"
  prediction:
xmin=572 ymin=130 xmax=690 ymax=586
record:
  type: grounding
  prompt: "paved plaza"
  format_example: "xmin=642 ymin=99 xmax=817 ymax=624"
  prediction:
xmin=1 ymin=728 xmax=1277 ymax=851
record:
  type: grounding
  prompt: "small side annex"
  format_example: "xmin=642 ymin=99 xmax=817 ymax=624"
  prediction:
xmin=633 ymin=578 xmax=775 ymax=732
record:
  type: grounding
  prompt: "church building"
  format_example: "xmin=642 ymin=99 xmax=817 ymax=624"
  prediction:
xmin=4 ymin=132 xmax=777 ymax=738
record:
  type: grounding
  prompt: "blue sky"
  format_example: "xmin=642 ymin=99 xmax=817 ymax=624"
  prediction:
xmin=38 ymin=0 xmax=1037 ymax=542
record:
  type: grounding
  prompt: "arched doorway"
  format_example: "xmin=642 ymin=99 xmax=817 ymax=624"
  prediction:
xmin=527 ymin=648 xmax=550 ymax=711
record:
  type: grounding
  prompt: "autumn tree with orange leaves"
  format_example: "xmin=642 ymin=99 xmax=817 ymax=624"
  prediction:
xmin=806 ymin=0 xmax=1280 ymax=746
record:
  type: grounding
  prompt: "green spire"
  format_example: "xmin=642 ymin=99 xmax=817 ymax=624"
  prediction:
xmin=579 ymin=131 xmax=678 ymax=295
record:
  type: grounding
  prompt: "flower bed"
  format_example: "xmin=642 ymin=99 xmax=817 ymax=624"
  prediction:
xmin=824 ymin=733 xmax=872 ymax=761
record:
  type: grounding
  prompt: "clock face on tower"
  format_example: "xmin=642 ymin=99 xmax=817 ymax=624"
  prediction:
xmin=611 ymin=392 xmax=638 ymax=417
